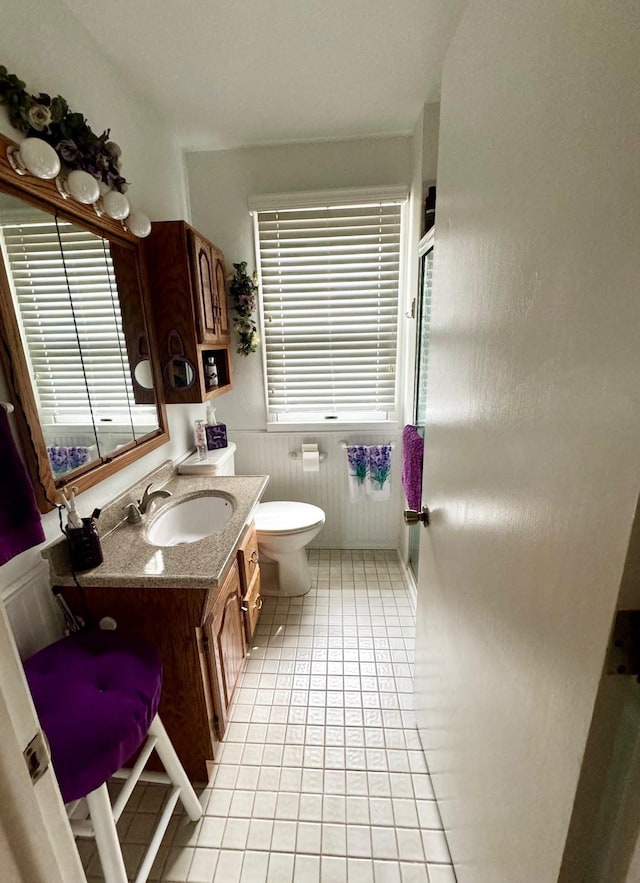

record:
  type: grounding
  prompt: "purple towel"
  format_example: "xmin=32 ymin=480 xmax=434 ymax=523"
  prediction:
xmin=402 ymin=425 xmax=424 ymax=512
xmin=0 ymin=408 xmax=45 ymax=565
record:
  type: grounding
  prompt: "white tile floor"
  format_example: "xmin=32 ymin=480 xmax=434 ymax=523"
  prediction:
xmin=81 ymin=550 xmax=456 ymax=883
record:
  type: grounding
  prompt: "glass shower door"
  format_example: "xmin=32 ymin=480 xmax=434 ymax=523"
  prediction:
xmin=408 ymin=232 xmax=434 ymax=580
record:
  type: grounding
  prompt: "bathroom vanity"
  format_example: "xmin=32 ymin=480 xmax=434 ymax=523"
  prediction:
xmin=45 ymin=464 xmax=269 ymax=781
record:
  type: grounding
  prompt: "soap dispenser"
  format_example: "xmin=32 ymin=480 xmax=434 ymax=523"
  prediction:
xmin=205 ymin=404 xmax=227 ymax=450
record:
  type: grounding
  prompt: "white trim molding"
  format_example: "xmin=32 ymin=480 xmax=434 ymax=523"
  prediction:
xmin=248 ymin=184 xmax=409 ymax=213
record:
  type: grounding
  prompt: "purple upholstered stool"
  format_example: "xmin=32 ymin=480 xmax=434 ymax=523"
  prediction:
xmin=24 ymin=630 xmax=202 ymax=883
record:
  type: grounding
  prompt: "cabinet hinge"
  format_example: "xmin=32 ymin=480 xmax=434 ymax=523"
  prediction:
xmin=607 ymin=610 xmax=640 ymax=676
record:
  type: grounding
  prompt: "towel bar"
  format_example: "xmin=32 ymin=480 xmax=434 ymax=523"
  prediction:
xmin=339 ymin=440 xmax=395 ymax=449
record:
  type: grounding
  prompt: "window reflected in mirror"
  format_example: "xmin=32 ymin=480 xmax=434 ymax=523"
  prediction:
xmin=0 ymin=192 xmax=160 ymax=483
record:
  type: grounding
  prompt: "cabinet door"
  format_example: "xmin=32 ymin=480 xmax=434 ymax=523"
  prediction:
xmin=205 ymin=561 xmax=246 ymax=739
xmin=243 ymin=569 xmax=262 ymax=643
xmin=237 ymin=522 xmax=260 ymax=595
xmin=191 ymin=233 xmax=219 ymax=342
xmin=212 ymin=246 xmax=230 ymax=342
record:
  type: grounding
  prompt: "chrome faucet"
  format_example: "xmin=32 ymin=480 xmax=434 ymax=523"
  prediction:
xmin=138 ymin=483 xmax=172 ymax=514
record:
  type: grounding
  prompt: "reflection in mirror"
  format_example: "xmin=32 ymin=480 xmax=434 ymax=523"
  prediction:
xmin=0 ymin=131 xmax=168 ymax=512
xmin=164 ymin=329 xmax=195 ymax=390
xmin=134 ymin=358 xmax=154 ymax=390
xmin=165 ymin=356 xmax=195 ymax=390
xmin=0 ymin=190 xmax=161 ymax=484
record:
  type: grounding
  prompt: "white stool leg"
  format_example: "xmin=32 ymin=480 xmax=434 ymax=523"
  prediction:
xmin=85 ymin=783 xmax=128 ymax=883
xmin=148 ymin=715 xmax=203 ymax=821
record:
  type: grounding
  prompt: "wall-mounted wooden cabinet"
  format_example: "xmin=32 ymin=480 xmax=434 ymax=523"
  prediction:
xmin=144 ymin=221 xmax=233 ymax=404
xmin=191 ymin=231 xmax=230 ymax=345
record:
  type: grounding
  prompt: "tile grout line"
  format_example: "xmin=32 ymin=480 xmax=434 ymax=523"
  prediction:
xmin=82 ymin=549 xmax=457 ymax=883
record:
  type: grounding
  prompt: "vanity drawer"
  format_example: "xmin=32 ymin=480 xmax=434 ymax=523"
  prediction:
xmin=237 ymin=521 xmax=260 ymax=595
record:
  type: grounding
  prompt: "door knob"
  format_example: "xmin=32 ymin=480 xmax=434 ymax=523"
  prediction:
xmin=404 ymin=506 xmax=430 ymax=526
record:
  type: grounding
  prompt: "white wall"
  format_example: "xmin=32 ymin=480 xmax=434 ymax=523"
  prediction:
xmin=421 ymin=103 xmax=439 ymax=187
xmin=184 ymin=137 xmax=413 ymax=547
xmin=415 ymin=1 xmax=640 ymax=881
xmin=234 ymin=430 xmax=404 ymax=550
xmin=0 ymin=0 xmax=195 ymax=655
xmin=185 ymin=136 xmax=413 ymax=430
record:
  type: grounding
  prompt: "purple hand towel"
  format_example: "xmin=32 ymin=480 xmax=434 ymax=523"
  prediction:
xmin=401 ymin=424 xmax=424 ymax=512
xmin=0 ymin=408 xmax=45 ymax=566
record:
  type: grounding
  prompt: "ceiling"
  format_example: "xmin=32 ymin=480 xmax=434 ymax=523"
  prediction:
xmin=61 ymin=0 xmax=466 ymax=150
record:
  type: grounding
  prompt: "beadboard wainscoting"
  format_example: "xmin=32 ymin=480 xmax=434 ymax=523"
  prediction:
xmin=2 ymin=559 xmax=63 ymax=658
xmin=232 ymin=431 xmax=404 ymax=550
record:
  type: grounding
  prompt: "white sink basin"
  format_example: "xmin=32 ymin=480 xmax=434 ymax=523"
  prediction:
xmin=145 ymin=492 xmax=234 ymax=546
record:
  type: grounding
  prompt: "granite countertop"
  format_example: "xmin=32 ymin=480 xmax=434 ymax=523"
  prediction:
xmin=44 ymin=462 xmax=269 ymax=589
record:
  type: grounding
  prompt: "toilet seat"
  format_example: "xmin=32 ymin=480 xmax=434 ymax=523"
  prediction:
xmin=255 ymin=501 xmax=325 ymax=536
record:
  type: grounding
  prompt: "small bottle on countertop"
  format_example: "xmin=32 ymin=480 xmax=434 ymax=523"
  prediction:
xmin=205 ymin=406 xmax=228 ymax=450
xmin=194 ymin=419 xmax=207 ymax=460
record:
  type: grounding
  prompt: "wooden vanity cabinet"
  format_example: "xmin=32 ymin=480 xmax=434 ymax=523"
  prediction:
xmin=237 ymin=522 xmax=263 ymax=642
xmin=58 ymin=558 xmax=247 ymax=780
xmin=58 ymin=583 xmax=216 ymax=781
xmin=144 ymin=220 xmax=232 ymax=404
xmin=202 ymin=559 xmax=246 ymax=740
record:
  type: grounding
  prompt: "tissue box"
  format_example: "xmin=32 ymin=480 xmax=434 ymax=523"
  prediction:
xmin=205 ymin=423 xmax=227 ymax=450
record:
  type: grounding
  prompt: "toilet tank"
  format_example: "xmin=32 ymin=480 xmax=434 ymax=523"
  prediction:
xmin=178 ymin=442 xmax=236 ymax=476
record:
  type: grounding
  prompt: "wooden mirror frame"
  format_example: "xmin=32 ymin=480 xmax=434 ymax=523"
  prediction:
xmin=0 ymin=132 xmax=168 ymax=513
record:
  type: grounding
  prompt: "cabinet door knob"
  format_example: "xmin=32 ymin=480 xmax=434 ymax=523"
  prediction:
xmin=403 ymin=506 xmax=430 ymax=526
xmin=254 ymin=597 xmax=263 ymax=610
xmin=250 ymin=550 xmax=259 ymax=564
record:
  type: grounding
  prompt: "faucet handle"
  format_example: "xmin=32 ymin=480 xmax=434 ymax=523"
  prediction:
xmin=124 ymin=502 xmax=142 ymax=524
xmin=140 ymin=483 xmax=154 ymax=504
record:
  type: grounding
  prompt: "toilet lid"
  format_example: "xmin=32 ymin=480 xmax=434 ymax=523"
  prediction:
xmin=255 ymin=501 xmax=325 ymax=535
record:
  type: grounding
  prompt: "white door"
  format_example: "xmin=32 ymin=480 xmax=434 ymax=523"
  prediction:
xmin=0 ymin=604 xmax=85 ymax=883
xmin=412 ymin=1 xmax=640 ymax=881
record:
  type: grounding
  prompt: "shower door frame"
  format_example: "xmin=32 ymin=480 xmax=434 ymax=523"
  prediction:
xmin=408 ymin=228 xmax=434 ymax=580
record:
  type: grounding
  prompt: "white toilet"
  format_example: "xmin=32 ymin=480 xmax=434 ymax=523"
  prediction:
xmin=254 ymin=501 xmax=325 ymax=597
xmin=179 ymin=443 xmax=325 ymax=597
xmin=178 ymin=443 xmax=237 ymax=476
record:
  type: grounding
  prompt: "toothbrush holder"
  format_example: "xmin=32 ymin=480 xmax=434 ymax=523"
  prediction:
xmin=66 ymin=517 xmax=103 ymax=572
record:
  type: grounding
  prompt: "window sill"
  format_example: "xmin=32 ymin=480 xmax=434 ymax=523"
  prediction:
xmin=266 ymin=420 xmax=400 ymax=434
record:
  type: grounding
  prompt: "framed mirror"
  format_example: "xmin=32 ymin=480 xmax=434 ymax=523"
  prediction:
xmin=0 ymin=132 xmax=168 ymax=512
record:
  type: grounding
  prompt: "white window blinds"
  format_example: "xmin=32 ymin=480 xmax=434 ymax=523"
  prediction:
xmin=252 ymin=188 xmax=406 ymax=423
xmin=1 ymin=216 xmax=141 ymax=422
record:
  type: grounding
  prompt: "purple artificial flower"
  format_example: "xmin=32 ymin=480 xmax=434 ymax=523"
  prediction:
xmin=368 ymin=445 xmax=391 ymax=489
xmin=56 ymin=139 xmax=79 ymax=162
xmin=347 ymin=445 xmax=368 ymax=484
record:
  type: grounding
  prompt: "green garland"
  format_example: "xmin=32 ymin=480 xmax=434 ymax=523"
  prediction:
xmin=0 ymin=65 xmax=127 ymax=191
xmin=228 ymin=261 xmax=259 ymax=356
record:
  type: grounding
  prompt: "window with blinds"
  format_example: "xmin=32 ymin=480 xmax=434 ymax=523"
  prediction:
xmin=0 ymin=215 xmax=146 ymax=425
xmin=251 ymin=188 xmax=406 ymax=424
